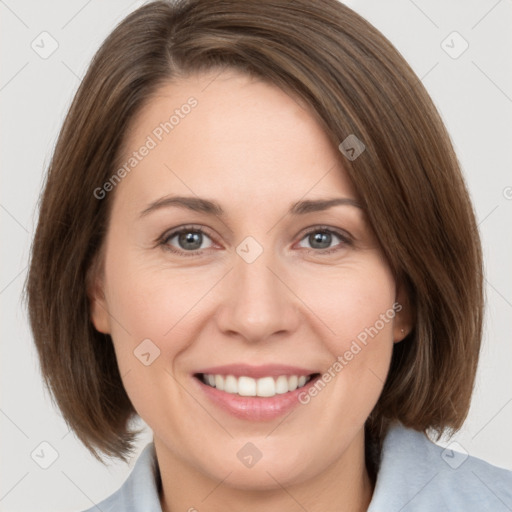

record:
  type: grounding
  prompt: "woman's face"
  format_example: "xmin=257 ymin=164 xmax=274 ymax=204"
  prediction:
xmin=91 ymin=70 xmax=408 ymax=489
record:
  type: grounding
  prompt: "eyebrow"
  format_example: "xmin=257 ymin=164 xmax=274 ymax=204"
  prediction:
xmin=139 ymin=195 xmax=363 ymax=218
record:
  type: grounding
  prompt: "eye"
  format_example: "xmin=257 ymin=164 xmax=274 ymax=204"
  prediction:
xmin=158 ymin=224 xmax=352 ymax=257
xmin=296 ymin=227 xmax=352 ymax=254
xmin=159 ymin=225 xmax=215 ymax=255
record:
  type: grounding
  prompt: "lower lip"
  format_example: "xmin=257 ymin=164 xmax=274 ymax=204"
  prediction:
xmin=193 ymin=375 xmax=320 ymax=421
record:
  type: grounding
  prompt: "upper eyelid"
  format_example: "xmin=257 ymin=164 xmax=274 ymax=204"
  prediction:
xmin=301 ymin=225 xmax=351 ymax=239
xmin=160 ymin=224 xmax=216 ymax=240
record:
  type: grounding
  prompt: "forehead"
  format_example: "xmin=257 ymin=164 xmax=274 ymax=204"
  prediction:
xmin=114 ymin=69 xmax=357 ymax=214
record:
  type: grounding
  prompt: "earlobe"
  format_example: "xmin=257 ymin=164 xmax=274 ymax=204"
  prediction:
xmin=393 ymin=282 xmax=414 ymax=343
xmin=394 ymin=326 xmax=409 ymax=344
xmin=89 ymin=287 xmax=111 ymax=334
xmin=87 ymin=259 xmax=111 ymax=334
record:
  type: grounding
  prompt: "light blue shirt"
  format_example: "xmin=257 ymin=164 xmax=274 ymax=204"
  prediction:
xmin=82 ymin=423 xmax=512 ymax=511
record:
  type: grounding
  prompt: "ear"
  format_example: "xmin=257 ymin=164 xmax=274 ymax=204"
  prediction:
xmin=86 ymin=255 xmax=111 ymax=334
xmin=393 ymin=281 xmax=414 ymax=343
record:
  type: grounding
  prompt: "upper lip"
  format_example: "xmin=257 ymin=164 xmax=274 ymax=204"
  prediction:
xmin=194 ymin=364 xmax=319 ymax=379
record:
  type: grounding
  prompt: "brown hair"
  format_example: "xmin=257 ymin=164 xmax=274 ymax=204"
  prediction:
xmin=26 ymin=0 xmax=483 ymax=463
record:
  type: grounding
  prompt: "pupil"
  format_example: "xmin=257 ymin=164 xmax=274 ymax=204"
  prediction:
xmin=310 ymin=231 xmax=331 ymax=249
xmin=179 ymin=231 xmax=202 ymax=250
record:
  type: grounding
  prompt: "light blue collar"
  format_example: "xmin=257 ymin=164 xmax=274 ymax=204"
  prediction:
xmin=84 ymin=422 xmax=512 ymax=511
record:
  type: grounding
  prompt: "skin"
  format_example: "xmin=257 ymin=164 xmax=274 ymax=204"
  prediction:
xmin=90 ymin=69 xmax=412 ymax=512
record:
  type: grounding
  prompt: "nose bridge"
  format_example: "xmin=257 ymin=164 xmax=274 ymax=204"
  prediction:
xmin=216 ymin=241 xmax=298 ymax=342
xmin=237 ymin=247 xmax=279 ymax=299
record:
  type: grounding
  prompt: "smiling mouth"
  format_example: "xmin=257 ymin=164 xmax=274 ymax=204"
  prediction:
xmin=195 ymin=373 xmax=320 ymax=397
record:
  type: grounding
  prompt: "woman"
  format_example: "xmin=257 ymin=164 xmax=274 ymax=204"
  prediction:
xmin=26 ymin=0 xmax=512 ymax=510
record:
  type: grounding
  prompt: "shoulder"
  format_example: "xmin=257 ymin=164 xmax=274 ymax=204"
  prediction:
xmin=78 ymin=429 xmax=512 ymax=511
xmin=80 ymin=443 xmax=162 ymax=512
xmin=368 ymin=422 xmax=512 ymax=511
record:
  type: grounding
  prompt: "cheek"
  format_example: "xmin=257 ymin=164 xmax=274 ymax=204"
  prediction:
xmin=296 ymin=257 xmax=397 ymax=351
xmin=108 ymin=271 xmax=198 ymax=337
xmin=102 ymin=262 xmax=208 ymax=423
xmin=101 ymin=245 xmax=228 ymax=418
xmin=292 ymin=258 xmax=397 ymax=416
xmin=102 ymin=224 xmax=218 ymax=340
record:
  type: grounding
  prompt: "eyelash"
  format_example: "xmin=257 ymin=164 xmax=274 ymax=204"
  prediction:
xmin=157 ymin=224 xmax=353 ymax=257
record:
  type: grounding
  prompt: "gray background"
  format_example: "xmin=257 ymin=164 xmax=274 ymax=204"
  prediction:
xmin=1 ymin=0 xmax=511 ymax=510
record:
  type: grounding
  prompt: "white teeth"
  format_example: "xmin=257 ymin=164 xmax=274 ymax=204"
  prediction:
xmin=224 ymin=375 xmax=238 ymax=394
xmin=238 ymin=376 xmax=257 ymax=396
xmin=214 ymin=374 xmax=224 ymax=391
xmin=288 ymin=375 xmax=298 ymax=391
xmin=201 ymin=373 xmax=313 ymax=397
xmin=275 ymin=375 xmax=289 ymax=394
xmin=256 ymin=377 xmax=275 ymax=397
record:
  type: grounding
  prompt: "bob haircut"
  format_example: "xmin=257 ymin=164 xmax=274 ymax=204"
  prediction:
xmin=26 ymin=0 xmax=483 ymax=462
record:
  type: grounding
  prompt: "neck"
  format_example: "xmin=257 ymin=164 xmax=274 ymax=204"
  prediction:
xmin=155 ymin=430 xmax=374 ymax=512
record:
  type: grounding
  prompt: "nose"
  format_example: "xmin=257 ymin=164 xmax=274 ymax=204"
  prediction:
xmin=214 ymin=248 xmax=300 ymax=344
